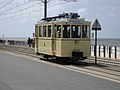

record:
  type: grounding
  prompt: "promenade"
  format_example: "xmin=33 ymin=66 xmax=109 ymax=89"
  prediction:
xmin=91 ymin=45 xmax=120 ymax=60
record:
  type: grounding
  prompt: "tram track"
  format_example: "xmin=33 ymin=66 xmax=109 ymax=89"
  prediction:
xmin=89 ymin=57 xmax=120 ymax=66
xmin=0 ymin=44 xmax=120 ymax=82
xmin=88 ymin=57 xmax=120 ymax=71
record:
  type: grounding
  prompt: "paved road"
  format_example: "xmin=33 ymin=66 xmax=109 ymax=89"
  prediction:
xmin=0 ymin=51 xmax=120 ymax=90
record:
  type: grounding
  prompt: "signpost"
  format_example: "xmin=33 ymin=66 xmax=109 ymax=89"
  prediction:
xmin=92 ymin=19 xmax=101 ymax=64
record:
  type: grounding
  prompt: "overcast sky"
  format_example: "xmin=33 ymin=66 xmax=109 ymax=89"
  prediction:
xmin=0 ymin=0 xmax=120 ymax=38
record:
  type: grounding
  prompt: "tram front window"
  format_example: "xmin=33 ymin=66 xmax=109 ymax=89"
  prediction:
xmin=82 ymin=25 xmax=90 ymax=38
xmin=71 ymin=25 xmax=81 ymax=38
xmin=63 ymin=25 xmax=70 ymax=38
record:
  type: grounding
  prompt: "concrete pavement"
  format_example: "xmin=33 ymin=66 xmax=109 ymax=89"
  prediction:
xmin=0 ymin=51 xmax=120 ymax=90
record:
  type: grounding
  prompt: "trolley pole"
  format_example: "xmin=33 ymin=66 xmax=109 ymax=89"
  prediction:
xmin=92 ymin=19 xmax=101 ymax=64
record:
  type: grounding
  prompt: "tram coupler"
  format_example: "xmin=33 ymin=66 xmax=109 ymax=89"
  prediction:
xmin=72 ymin=51 xmax=83 ymax=60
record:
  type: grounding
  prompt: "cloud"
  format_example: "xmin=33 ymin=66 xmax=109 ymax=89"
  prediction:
xmin=22 ymin=18 xmax=28 ymax=23
xmin=78 ymin=0 xmax=89 ymax=5
xmin=106 ymin=13 xmax=115 ymax=18
xmin=77 ymin=8 xmax=87 ymax=14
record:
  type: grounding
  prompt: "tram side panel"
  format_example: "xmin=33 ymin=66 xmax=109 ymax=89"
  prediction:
xmin=38 ymin=38 xmax=53 ymax=56
xmin=57 ymin=39 xmax=91 ymax=59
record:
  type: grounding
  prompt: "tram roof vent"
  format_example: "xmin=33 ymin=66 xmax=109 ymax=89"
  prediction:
xmin=69 ymin=13 xmax=80 ymax=19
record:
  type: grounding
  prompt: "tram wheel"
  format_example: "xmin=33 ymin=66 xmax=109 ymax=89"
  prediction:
xmin=43 ymin=55 xmax=50 ymax=60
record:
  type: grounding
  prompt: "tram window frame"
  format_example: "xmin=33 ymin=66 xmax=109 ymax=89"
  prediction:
xmin=39 ymin=26 xmax=42 ymax=37
xmin=87 ymin=25 xmax=90 ymax=38
xmin=71 ymin=25 xmax=81 ymax=38
xmin=82 ymin=25 xmax=86 ymax=38
xmin=48 ymin=25 xmax=52 ymax=37
xmin=63 ymin=25 xmax=70 ymax=38
xmin=82 ymin=25 xmax=90 ymax=38
xmin=35 ymin=25 xmax=38 ymax=37
xmin=43 ymin=26 xmax=46 ymax=37
xmin=57 ymin=25 xmax=61 ymax=38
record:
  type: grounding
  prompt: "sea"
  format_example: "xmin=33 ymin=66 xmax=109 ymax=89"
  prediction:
xmin=91 ymin=38 xmax=120 ymax=54
xmin=91 ymin=38 xmax=120 ymax=47
xmin=0 ymin=37 xmax=28 ymax=41
xmin=0 ymin=37 xmax=120 ymax=46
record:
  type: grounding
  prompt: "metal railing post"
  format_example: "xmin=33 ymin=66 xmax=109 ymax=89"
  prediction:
xmin=103 ymin=45 xmax=105 ymax=57
xmin=99 ymin=45 xmax=100 ymax=57
xmin=109 ymin=46 xmax=111 ymax=58
xmin=115 ymin=46 xmax=117 ymax=59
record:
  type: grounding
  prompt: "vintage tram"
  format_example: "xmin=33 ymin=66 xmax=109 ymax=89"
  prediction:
xmin=35 ymin=13 xmax=91 ymax=61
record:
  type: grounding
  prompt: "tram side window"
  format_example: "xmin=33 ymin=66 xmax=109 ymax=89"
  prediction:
xmin=57 ymin=25 xmax=61 ymax=38
xmin=39 ymin=26 xmax=42 ymax=37
xmin=63 ymin=25 xmax=70 ymax=38
xmin=43 ymin=26 xmax=46 ymax=37
xmin=35 ymin=26 xmax=38 ymax=37
xmin=87 ymin=25 xmax=90 ymax=38
xmin=48 ymin=25 xmax=51 ymax=37
xmin=72 ymin=25 xmax=81 ymax=38
xmin=82 ymin=25 xmax=90 ymax=38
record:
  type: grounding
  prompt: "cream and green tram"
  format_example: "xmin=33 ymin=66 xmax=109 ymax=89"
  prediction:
xmin=35 ymin=13 xmax=91 ymax=61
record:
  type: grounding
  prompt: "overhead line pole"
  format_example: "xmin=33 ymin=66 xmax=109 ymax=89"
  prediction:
xmin=41 ymin=0 xmax=51 ymax=19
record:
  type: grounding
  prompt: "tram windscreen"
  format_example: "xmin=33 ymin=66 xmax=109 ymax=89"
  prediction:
xmin=62 ymin=25 xmax=90 ymax=38
xmin=82 ymin=25 xmax=90 ymax=38
xmin=71 ymin=25 xmax=81 ymax=38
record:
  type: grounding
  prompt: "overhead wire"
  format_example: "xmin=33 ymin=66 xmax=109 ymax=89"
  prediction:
xmin=0 ymin=0 xmax=73 ymax=20
xmin=0 ymin=2 xmax=41 ymax=16
xmin=0 ymin=0 xmax=31 ymax=14
xmin=0 ymin=0 xmax=14 ymax=10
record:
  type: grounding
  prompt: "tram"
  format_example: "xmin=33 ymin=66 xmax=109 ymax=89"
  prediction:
xmin=35 ymin=13 xmax=91 ymax=61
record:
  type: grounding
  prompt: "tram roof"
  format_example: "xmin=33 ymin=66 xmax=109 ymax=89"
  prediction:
xmin=36 ymin=18 xmax=91 ymax=25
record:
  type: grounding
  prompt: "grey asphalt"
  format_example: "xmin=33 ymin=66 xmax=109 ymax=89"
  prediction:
xmin=0 ymin=51 xmax=120 ymax=90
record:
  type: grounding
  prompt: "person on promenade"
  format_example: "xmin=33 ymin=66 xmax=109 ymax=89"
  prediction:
xmin=27 ymin=37 xmax=31 ymax=47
